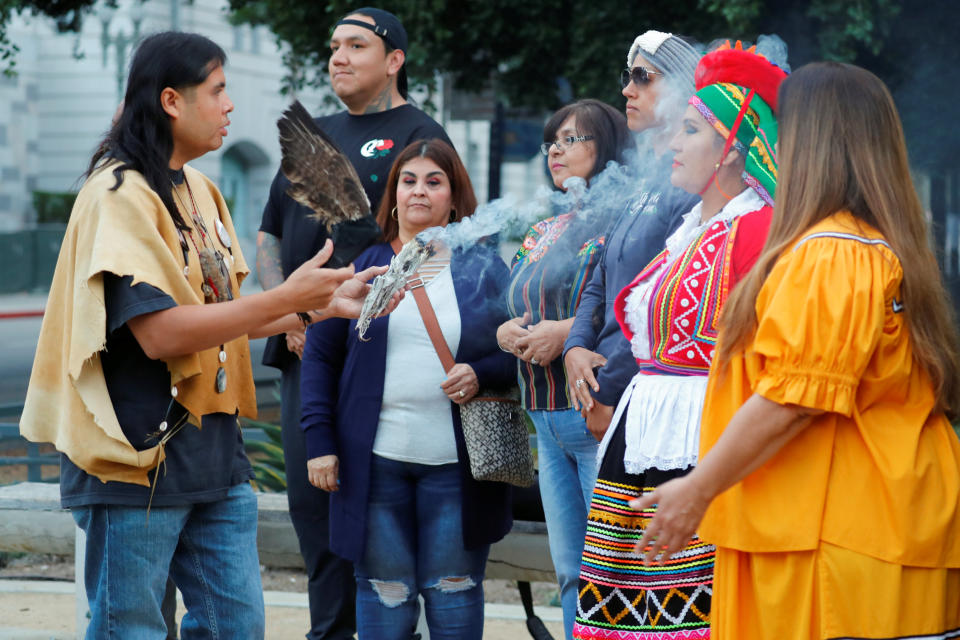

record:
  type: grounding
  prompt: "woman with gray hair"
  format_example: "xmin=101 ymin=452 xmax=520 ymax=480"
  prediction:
xmin=561 ymin=29 xmax=704 ymax=640
xmin=565 ymin=31 xmax=700 ymax=441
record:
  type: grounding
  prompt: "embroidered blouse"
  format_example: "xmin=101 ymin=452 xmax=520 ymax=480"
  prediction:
xmin=599 ymin=188 xmax=771 ymax=472
xmin=507 ymin=212 xmax=604 ymax=410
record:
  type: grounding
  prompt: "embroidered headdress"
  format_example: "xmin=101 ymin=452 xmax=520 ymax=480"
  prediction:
xmin=690 ymin=40 xmax=788 ymax=205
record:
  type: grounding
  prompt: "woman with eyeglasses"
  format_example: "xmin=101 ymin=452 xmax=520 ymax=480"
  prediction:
xmin=572 ymin=42 xmax=788 ymax=639
xmin=494 ymin=97 xmax=632 ymax=638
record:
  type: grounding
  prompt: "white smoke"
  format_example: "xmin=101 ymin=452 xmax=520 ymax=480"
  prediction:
xmin=420 ymin=39 xmax=707 ymax=257
xmin=756 ymin=34 xmax=791 ymax=73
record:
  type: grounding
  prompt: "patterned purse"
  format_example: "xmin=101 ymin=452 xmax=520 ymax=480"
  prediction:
xmin=404 ymin=250 xmax=534 ymax=488
xmin=456 ymin=388 xmax=534 ymax=487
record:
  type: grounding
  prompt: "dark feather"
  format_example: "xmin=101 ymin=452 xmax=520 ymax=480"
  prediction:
xmin=277 ymin=100 xmax=371 ymax=232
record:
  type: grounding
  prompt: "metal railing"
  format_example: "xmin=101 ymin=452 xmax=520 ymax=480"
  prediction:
xmin=0 ymin=375 xmax=282 ymax=483
xmin=0 ymin=402 xmax=56 ymax=482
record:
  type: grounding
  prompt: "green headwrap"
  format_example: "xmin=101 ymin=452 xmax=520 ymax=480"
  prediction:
xmin=690 ymin=82 xmax=779 ymax=205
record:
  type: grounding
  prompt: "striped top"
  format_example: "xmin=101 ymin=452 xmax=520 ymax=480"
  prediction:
xmin=507 ymin=213 xmax=603 ymax=410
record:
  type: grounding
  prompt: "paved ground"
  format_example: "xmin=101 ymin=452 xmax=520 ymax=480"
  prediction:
xmin=0 ymin=579 xmax=564 ymax=639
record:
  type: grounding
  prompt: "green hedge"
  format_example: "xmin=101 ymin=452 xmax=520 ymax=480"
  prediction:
xmin=32 ymin=190 xmax=78 ymax=224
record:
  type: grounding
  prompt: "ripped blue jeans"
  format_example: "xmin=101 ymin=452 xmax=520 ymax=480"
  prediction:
xmin=356 ymin=454 xmax=489 ymax=640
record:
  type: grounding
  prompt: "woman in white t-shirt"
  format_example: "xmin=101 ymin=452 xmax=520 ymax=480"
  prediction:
xmin=300 ymin=139 xmax=515 ymax=639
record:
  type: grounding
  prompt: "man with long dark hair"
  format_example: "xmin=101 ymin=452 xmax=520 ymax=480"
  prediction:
xmin=20 ymin=31 xmax=392 ymax=638
xmin=256 ymin=8 xmax=451 ymax=638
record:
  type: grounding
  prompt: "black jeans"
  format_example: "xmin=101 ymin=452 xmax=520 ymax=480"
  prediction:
xmin=281 ymin=361 xmax=356 ymax=640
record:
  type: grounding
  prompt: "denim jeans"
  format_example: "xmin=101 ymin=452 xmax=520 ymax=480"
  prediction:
xmin=356 ymin=454 xmax=489 ymax=640
xmin=72 ymin=482 xmax=264 ymax=640
xmin=528 ymin=407 xmax=599 ymax=640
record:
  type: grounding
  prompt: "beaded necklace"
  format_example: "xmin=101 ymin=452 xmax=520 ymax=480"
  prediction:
xmin=171 ymin=175 xmax=233 ymax=394
xmin=144 ymin=173 xmax=238 ymax=516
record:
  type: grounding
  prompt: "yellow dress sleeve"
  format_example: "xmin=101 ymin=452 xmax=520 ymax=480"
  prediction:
xmin=752 ymin=235 xmax=898 ymax=417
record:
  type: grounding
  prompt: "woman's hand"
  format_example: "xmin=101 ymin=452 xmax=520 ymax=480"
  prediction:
xmin=280 ymin=240 xmax=356 ymax=313
xmin=629 ymin=475 xmax=711 ymax=564
xmin=285 ymin=328 xmax=306 ymax=359
xmin=326 ymin=263 xmax=402 ymax=319
xmin=307 ymin=455 xmax=340 ymax=492
xmin=496 ymin=313 xmax=531 ymax=357
xmin=583 ymin=402 xmax=614 ymax=441
xmin=627 ymin=395 xmax=817 ymax=564
xmin=515 ymin=318 xmax=572 ymax=367
xmin=564 ymin=346 xmax=607 ymax=411
xmin=440 ymin=363 xmax=480 ymax=404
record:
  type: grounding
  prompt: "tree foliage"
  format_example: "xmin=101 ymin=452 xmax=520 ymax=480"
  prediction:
xmin=5 ymin=0 xmax=954 ymax=171
xmin=226 ymin=0 xmax=910 ymax=112
xmin=0 ymin=0 xmax=100 ymax=73
xmin=716 ymin=0 xmax=959 ymax=172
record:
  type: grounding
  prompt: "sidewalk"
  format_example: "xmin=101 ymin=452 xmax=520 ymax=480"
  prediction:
xmin=0 ymin=579 xmax=564 ymax=639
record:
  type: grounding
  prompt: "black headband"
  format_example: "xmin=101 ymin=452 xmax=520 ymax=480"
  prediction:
xmin=335 ymin=18 xmax=404 ymax=53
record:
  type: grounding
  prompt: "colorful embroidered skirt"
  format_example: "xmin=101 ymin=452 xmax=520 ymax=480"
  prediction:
xmin=574 ymin=417 xmax=714 ymax=639
xmin=712 ymin=542 xmax=960 ymax=640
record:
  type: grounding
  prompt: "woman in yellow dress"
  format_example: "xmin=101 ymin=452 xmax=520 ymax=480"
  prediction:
xmin=630 ymin=61 xmax=960 ymax=638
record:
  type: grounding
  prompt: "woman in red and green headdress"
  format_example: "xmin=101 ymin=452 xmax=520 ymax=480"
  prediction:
xmin=573 ymin=40 xmax=788 ymax=640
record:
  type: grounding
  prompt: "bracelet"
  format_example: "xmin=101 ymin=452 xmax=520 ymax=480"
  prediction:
xmin=297 ymin=312 xmax=312 ymax=329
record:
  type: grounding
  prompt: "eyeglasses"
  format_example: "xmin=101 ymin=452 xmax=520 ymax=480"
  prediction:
xmin=620 ymin=66 xmax=662 ymax=89
xmin=540 ymin=135 xmax=595 ymax=155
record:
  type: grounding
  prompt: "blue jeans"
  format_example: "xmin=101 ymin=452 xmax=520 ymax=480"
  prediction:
xmin=528 ymin=408 xmax=598 ymax=640
xmin=72 ymin=482 xmax=264 ymax=639
xmin=356 ymin=455 xmax=489 ymax=640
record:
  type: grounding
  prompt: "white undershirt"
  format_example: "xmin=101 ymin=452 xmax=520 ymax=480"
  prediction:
xmin=373 ymin=260 xmax=461 ymax=465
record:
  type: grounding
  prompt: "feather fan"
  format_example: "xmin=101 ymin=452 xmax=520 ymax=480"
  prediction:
xmin=277 ymin=101 xmax=381 ymax=268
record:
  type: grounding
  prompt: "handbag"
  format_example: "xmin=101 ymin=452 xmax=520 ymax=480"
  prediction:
xmin=396 ymin=240 xmax=535 ymax=487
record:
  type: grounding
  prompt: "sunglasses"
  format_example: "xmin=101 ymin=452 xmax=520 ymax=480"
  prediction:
xmin=620 ymin=66 xmax=663 ymax=89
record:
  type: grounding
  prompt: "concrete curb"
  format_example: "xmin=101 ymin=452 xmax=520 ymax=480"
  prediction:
xmin=0 ymin=579 xmax=564 ymax=622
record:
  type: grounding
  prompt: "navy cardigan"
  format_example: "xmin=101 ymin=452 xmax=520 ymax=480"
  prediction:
xmin=300 ymin=242 xmax=516 ymax=564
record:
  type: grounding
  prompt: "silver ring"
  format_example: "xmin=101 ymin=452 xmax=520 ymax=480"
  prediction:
xmin=531 ymin=358 xmax=539 ymax=365
xmin=576 ymin=378 xmax=585 ymax=388
xmin=458 ymin=389 xmax=465 ymax=398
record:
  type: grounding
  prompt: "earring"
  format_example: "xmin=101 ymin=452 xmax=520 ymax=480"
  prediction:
xmin=391 ymin=206 xmax=398 ymax=220
xmin=449 ymin=208 xmax=457 ymax=222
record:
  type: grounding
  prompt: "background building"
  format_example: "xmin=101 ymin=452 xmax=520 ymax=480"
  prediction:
xmin=0 ymin=0 xmax=550 ymax=293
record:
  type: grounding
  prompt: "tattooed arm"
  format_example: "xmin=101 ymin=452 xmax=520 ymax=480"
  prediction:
xmin=256 ymin=230 xmax=307 ymax=354
xmin=256 ymin=231 xmax=285 ymax=291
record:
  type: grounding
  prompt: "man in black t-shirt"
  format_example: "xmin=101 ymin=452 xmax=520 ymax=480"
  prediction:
xmin=256 ymin=8 xmax=451 ymax=639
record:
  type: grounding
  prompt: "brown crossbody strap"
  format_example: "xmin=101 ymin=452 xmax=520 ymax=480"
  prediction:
xmin=390 ymin=238 xmax=455 ymax=373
